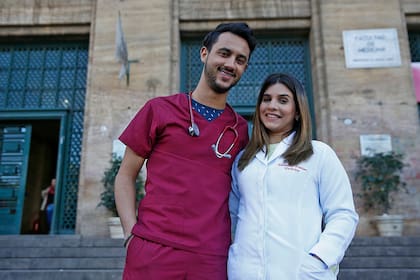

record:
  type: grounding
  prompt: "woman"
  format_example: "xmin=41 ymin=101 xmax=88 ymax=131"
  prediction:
xmin=228 ymin=73 xmax=358 ymax=279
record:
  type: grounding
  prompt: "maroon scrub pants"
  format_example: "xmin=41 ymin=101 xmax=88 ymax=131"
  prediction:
xmin=123 ymin=235 xmax=227 ymax=280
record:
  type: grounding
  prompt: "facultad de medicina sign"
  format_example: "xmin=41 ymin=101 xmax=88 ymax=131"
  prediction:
xmin=342 ymin=28 xmax=402 ymax=68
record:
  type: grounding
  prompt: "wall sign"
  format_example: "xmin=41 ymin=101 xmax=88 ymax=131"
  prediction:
xmin=359 ymin=134 xmax=392 ymax=156
xmin=342 ymin=28 xmax=401 ymax=68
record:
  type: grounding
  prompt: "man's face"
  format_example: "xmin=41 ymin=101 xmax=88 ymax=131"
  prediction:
xmin=201 ymin=32 xmax=250 ymax=94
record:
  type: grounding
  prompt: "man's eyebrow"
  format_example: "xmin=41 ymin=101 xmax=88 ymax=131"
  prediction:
xmin=217 ymin=47 xmax=231 ymax=53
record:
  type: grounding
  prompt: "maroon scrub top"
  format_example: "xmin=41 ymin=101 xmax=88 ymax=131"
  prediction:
xmin=119 ymin=93 xmax=249 ymax=256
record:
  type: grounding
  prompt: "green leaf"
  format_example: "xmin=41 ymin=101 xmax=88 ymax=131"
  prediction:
xmin=97 ymin=153 xmax=145 ymax=216
xmin=355 ymin=151 xmax=407 ymax=214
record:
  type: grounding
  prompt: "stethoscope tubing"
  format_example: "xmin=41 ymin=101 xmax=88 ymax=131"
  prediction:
xmin=187 ymin=92 xmax=239 ymax=158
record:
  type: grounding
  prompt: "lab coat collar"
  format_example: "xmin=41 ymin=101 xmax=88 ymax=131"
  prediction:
xmin=255 ymin=131 xmax=296 ymax=164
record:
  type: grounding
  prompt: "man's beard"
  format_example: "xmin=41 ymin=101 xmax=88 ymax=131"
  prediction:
xmin=204 ymin=63 xmax=239 ymax=94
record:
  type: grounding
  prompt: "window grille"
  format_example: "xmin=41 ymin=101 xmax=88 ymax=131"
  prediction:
xmin=181 ymin=35 xmax=315 ymax=135
xmin=0 ymin=42 xmax=88 ymax=233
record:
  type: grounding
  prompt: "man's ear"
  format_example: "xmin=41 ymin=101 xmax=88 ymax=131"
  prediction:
xmin=200 ymin=46 xmax=208 ymax=63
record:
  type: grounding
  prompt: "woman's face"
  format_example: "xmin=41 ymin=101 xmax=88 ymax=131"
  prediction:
xmin=259 ymin=82 xmax=297 ymax=143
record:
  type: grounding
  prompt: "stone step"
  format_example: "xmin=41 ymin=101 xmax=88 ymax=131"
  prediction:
xmin=0 ymin=235 xmax=124 ymax=248
xmin=344 ymin=245 xmax=420 ymax=257
xmin=338 ymin=269 xmax=420 ymax=280
xmin=337 ymin=237 xmax=420 ymax=279
xmin=0 ymin=257 xmax=124 ymax=270
xmin=0 ymin=235 xmax=125 ymax=280
xmin=340 ymin=256 xmax=420 ymax=268
xmin=340 ymin=236 xmax=420 ymax=271
xmin=1 ymin=246 xmax=125 ymax=258
xmin=0 ymin=270 xmax=123 ymax=280
xmin=1 ymin=235 xmax=420 ymax=280
xmin=349 ymin=236 xmax=420 ymax=246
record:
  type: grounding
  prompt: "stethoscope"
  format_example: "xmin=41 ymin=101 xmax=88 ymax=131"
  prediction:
xmin=187 ymin=92 xmax=239 ymax=159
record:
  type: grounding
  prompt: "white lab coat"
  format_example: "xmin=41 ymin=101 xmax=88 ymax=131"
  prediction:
xmin=228 ymin=133 xmax=359 ymax=280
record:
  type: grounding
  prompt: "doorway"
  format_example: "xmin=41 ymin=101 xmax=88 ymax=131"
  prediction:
xmin=23 ymin=119 xmax=59 ymax=234
xmin=0 ymin=40 xmax=88 ymax=234
xmin=0 ymin=119 xmax=59 ymax=234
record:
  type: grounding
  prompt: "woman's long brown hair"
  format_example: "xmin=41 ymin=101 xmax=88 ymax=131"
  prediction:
xmin=238 ymin=73 xmax=313 ymax=171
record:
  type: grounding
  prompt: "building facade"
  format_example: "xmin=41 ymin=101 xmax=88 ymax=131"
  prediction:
xmin=0 ymin=0 xmax=419 ymax=237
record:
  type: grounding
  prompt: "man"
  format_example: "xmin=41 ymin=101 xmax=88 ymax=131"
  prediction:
xmin=115 ymin=22 xmax=257 ymax=279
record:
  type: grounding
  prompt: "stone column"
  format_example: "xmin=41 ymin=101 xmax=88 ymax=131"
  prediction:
xmin=77 ymin=0 xmax=173 ymax=236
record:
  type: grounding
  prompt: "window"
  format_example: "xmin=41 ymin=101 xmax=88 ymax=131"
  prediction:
xmin=409 ymin=32 xmax=420 ymax=121
xmin=181 ymin=35 xmax=316 ymax=136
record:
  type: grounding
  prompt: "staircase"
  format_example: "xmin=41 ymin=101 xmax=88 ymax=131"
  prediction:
xmin=339 ymin=236 xmax=420 ymax=280
xmin=0 ymin=235 xmax=125 ymax=280
xmin=0 ymin=235 xmax=419 ymax=280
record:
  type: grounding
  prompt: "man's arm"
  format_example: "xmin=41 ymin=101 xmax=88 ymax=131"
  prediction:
xmin=115 ymin=146 xmax=145 ymax=239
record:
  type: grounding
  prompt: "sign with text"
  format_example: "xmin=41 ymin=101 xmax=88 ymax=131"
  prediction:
xmin=343 ymin=28 xmax=401 ymax=68
xmin=359 ymin=134 xmax=392 ymax=156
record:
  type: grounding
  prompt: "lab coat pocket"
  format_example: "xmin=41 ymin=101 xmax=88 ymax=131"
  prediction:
xmin=298 ymin=254 xmax=335 ymax=280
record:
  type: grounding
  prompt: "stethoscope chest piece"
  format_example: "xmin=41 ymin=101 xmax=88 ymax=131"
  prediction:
xmin=186 ymin=91 xmax=238 ymax=158
xmin=188 ymin=122 xmax=200 ymax=137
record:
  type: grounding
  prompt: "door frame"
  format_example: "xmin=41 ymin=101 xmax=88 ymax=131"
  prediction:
xmin=0 ymin=110 xmax=68 ymax=234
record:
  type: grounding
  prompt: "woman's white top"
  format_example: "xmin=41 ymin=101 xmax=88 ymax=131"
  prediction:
xmin=228 ymin=132 xmax=359 ymax=280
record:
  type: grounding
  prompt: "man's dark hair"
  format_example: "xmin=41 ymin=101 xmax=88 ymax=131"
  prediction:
xmin=202 ymin=22 xmax=257 ymax=58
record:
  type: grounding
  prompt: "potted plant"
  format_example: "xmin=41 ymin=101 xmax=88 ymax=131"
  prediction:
xmin=98 ymin=153 xmax=145 ymax=238
xmin=355 ymin=151 xmax=408 ymax=236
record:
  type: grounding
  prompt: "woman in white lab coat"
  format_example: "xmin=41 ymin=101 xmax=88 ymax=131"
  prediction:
xmin=228 ymin=73 xmax=359 ymax=280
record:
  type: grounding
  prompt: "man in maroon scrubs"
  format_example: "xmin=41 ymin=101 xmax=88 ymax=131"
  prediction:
xmin=115 ymin=22 xmax=257 ymax=280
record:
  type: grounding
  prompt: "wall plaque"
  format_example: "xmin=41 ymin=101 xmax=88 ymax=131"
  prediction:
xmin=359 ymin=134 xmax=392 ymax=156
xmin=343 ymin=28 xmax=401 ymax=68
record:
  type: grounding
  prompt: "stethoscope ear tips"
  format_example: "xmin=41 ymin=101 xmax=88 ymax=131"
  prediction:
xmin=188 ymin=123 xmax=200 ymax=137
xmin=188 ymin=92 xmax=200 ymax=137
